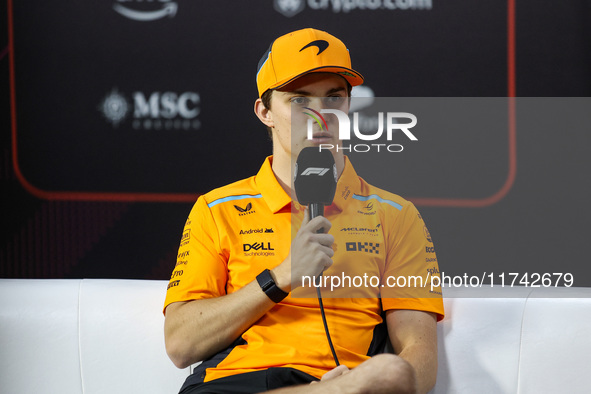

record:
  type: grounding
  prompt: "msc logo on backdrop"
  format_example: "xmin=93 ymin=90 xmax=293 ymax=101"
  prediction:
xmin=113 ymin=0 xmax=178 ymax=22
xmin=99 ymin=88 xmax=201 ymax=130
xmin=99 ymin=88 xmax=129 ymax=127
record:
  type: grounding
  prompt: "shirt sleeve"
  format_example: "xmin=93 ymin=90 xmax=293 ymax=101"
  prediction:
xmin=381 ymin=202 xmax=444 ymax=321
xmin=163 ymin=196 xmax=228 ymax=314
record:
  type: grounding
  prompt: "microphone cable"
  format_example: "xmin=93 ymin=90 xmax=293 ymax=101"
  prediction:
xmin=316 ymin=277 xmax=340 ymax=366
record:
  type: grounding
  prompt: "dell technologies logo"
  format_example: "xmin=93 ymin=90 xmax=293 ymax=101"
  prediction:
xmin=243 ymin=242 xmax=275 ymax=257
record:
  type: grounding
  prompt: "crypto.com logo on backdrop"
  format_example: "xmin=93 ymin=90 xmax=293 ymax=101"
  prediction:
xmin=274 ymin=0 xmax=433 ymax=17
xmin=304 ymin=107 xmax=418 ymax=153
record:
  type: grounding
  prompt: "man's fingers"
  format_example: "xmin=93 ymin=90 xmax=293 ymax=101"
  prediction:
xmin=300 ymin=207 xmax=332 ymax=233
xmin=319 ymin=243 xmax=335 ymax=257
xmin=321 ymin=364 xmax=350 ymax=381
xmin=307 ymin=215 xmax=332 ymax=234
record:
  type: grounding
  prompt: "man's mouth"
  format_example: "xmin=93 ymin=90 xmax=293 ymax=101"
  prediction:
xmin=310 ymin=132 xmax=333 ymax=143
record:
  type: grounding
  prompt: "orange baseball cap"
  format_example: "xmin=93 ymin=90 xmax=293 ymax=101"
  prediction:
xmin=256 ymin=28 xmax=364 ymax=97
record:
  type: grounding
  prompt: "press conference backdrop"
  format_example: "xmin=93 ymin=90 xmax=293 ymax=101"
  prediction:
xmin=2 ymin=1 xmax=590 ymax=287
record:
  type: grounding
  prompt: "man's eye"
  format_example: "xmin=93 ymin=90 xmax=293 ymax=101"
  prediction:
xmin=324 ymin=96 xmax=345 ymax=106
xmin=291 ymin=97 xmax=309 ymax=105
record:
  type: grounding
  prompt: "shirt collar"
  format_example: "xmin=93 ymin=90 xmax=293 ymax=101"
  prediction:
xmin=255 ymin=156 xmax=292 ymax=213
xmin=330 ymin=155 xmax=362 ymax=213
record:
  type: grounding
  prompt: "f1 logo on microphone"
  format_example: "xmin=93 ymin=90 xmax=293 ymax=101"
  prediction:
xmin=301 ymin=167 xmax=329 ymax=176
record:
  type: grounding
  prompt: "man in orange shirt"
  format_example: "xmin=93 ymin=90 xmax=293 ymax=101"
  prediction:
xmin=164 ymin=28 xmax=443 ymax=394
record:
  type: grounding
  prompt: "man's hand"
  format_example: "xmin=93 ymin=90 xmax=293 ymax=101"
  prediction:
xmin=272 ymin=209 xmax=334 ymax=292
xmin=268 ymin=354 xmax=416 ymax=393
xmin=314 ymin=364 xmax=350 ymax=383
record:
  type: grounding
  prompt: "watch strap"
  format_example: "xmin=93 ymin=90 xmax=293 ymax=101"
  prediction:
xmin=256 ymin=269 xmax=288 ymax=303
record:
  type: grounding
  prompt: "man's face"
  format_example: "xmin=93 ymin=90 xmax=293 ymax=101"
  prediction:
xmin=268 ymin=72 xmax=350 ymax=160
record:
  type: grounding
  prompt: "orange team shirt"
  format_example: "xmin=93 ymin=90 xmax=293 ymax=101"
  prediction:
xmin=164 ymin=155 xmax=444 ymax=382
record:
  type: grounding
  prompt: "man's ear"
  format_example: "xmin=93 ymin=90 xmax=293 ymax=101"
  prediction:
xmin=254 ymin=98 xmax=274 ymax=128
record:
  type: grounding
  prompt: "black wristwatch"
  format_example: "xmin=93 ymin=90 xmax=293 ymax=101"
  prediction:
xmin=256 ymin=269 xmax=289 ymax=303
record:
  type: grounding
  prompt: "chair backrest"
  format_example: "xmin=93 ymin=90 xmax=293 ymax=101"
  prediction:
xmin=1 ymin=279 xmax=590 ymax=393
xmin=0 ymin=279 xmax=189 ymax=394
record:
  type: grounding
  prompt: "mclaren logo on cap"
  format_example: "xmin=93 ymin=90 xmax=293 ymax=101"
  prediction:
xmin=300 ymin=40 xmax=329 ymax=55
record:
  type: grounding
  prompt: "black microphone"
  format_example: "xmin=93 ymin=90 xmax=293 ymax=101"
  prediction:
xmin=293 ymin=147 xmax=340 ymax=366
xmin=294 ymin=147 xmax=337 ymax=223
